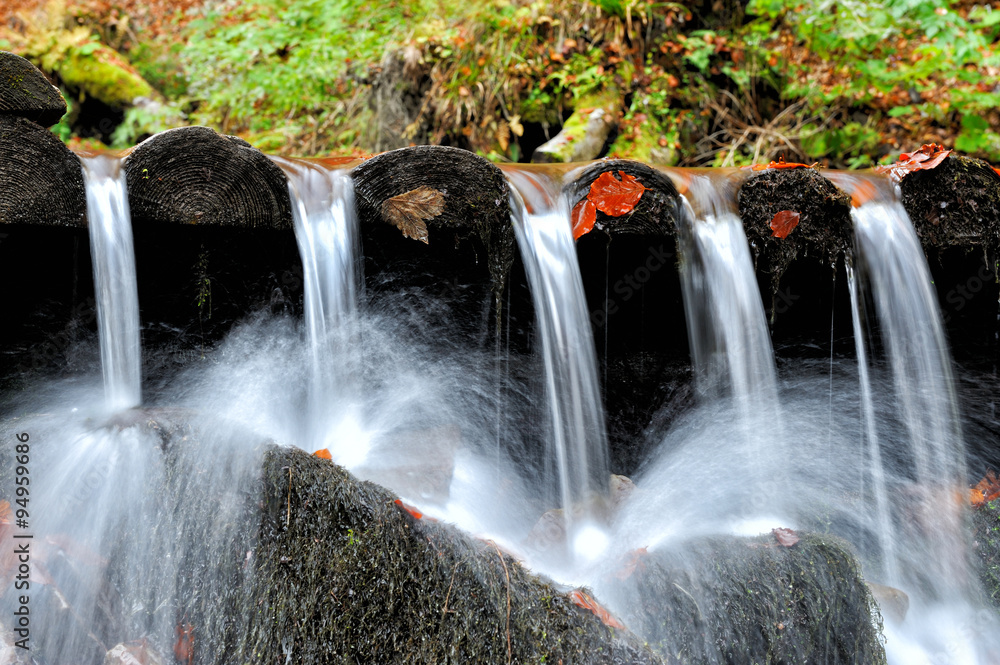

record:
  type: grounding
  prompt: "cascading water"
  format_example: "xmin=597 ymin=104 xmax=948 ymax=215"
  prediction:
xmin=81 ymin=154 xmax=142 ymax=411
xmin=274 ymin=158 xmax=365 ymax=463
xmin=505 ymin=169 xmax=611 ymax=560
xmin=849 ymin=195 xmax=1000 ymax=663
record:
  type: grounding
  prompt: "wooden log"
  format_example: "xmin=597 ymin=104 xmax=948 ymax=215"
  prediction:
xmin=737 ymin=167 xmax=853 ymax=284
xmin=0 ymin=51 xmax=67 ymax=128
xmin=0 ymin=115 xmax=85 ymax=226
xmin=562 ymin=159 xmax=679 ymax=236
xmin=899 ymin=153 xmax=1000 ymax=251
xmin=123 ymin=126 xmax=293 ymax=229
xmin=351 ymin=145 xmax=514 ymax=300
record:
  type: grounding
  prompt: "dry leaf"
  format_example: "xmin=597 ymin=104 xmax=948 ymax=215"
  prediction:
xmin=769 ymin=210 xmax=800 ymax=239
xmin=569 ymin=589 xmax=625 ymax=629
xmin=772 ymin=527 xmax=800 ymax=547
xmin=971 ymin=470 xmax=1000 ymax=507
xmin=381 ymin=186 xmax=445 ymax=244
xmin=875 ymin=144 xmax=952 ymax=183
xmin=571 ymin=199 xmax=597 ymax=240
xmin=173 ymin=623 xmax=194 ymax=665
xmin=394 ymin=499 xmax=423 ymax=520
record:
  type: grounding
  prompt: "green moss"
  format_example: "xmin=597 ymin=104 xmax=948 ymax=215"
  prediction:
xmin=972 ymin=499 xmax=1000 ymax=608
xmin=56 ymin=44 xmax=153 ymax=107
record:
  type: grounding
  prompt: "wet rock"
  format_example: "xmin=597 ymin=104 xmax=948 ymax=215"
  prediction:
xmin=606 ymin=533 xmax=887 ymax=664
xmin=525 ymin=474 xmax=637 ymax=555
xmin=866 ymin=581 xmax=909 ymax=623
xmin=971 ymin=497 xmax=1000 ymax=609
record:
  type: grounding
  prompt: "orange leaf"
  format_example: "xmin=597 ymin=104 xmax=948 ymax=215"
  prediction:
xmin=312 ymin=448 xmax=332 ymax=460
xmin=614 ymin=546 xmax=649 ymax=580
xmin=569 ymin=589 xmax=625 ymax=629
xmin=850 ymin=180 xmax=879 ymax=207
xmin=971 ymin=470 xmax=1000 ymax=507
xmin=875 ymin=144 xmax=952 ymax=183
xmin=743 ymin=156 xmax=815 ymax=171
xmin=769 ymin=210 xmax=800 ymax=239
xmin=394 ymin=499 xmax=423 ymax=520
xmin=174 ymin=623 xmax=194 ymax=665
xmin=572 ymin=199 xmax=597 ymax=239
xmin=587 ymin=171 xmax=647 ymax=217
xmin=0 ymin=501 xmax=10 ymax=524
xmin=772 ymin=527 xmax=799 ymax=547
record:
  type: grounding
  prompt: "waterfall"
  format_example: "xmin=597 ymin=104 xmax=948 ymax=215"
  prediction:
xmin=506 ymin=169 xmax=610 ymax=553
xmin=276 ymin=158 xmax=364 ymax=462
xmin=852 ymin=199 xmax=968 ymax=594
xmin=81 ymin=154 xmax=142 ymax=411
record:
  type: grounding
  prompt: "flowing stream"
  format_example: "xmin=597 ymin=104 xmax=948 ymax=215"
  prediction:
xmin=81 ymin=154 xmax=142 ymax=411
xmin=505 ymin=168 xmax=611 ymax=562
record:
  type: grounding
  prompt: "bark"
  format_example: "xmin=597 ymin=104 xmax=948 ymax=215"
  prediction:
xmin=0 ymin=114 xmax=85 ymax=226
xmin=0 ymin=51 xmax=67 ymax=128
xmin=123 ymin=126 xmax=293 ymax=229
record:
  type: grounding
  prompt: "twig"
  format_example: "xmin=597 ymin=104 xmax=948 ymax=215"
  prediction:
xmin=286 ymin=467 xmax=292 ymax=528
xmin=442 ymin=565 xmax=458 ymax=617
xmin=489 ymin=540 xmax=512 ymax=665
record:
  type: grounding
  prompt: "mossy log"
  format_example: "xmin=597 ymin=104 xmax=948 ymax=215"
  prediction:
xmin=351 ymin=145 xmax=515 ymax=301
xmin=899 ymin=153 xmax=1000 ymax=251
xmin=606 ymin=533 xmax=886 ymax=664
xmin=0 ymin=115 xmax=85 ymax=226
xmin=0 ymin=51 xmax=67 ymax=127
xmin=563 ymin=159 xmax=680 ymax=236
xmin=123 ymin=126 xmax=293 ymax=229
xmin=737 ymin=167 xmax=853 ymax=287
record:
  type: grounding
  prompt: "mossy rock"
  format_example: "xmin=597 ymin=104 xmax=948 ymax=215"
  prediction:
xmin=606 ymin=532 xmax=886 ymax=664
xmin=237 ymin=445 xmax=663 ymax=664
xmin=737 ymin=167 xmax=853 ymax=287
xmin=899 ymin=153 xmax=1000 ymax=251
xmin=972 ymin=499 xmax=1000 ymax=609
xmin=53 ymin=42 xmax=153 ymax=108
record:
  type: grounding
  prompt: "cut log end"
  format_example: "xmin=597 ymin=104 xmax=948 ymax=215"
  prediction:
xmin=0 ymin=51 xmax=67 ymax=128
xmin=737 ymin=167 xmax=853 ymax=281
xmin=123 ymin=126 xmax=293 ymax=229
xmin=900 ymin=153 xmax=1000 ymax=250
xmin=0 ymin=115 xmax=85 ymax=226
xmin=563 ymin=160 xmax=680 ymax=237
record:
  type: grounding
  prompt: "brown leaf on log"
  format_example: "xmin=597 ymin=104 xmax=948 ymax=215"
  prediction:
xmin=381 ymin=186 xmax=446 ymax=244
xmin=772 ymin=527 xmax=800 ymax=547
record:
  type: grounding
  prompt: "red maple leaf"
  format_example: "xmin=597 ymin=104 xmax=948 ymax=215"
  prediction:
xmin=569 ymin=589 xmax=625 ymax=629
xmin=572 ymin=170 xmax=647 ymax=239
xmin=875 ymin=144 xmax=952 ymax=183
xmin=769 ymin=210 xmax=800 ymax=239
xmin=312 ymin=448 xmax=332 ymax=460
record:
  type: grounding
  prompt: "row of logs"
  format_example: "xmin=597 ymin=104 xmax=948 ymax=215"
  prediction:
xmin=3 ymin=51 xmax=1000 ymax=271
